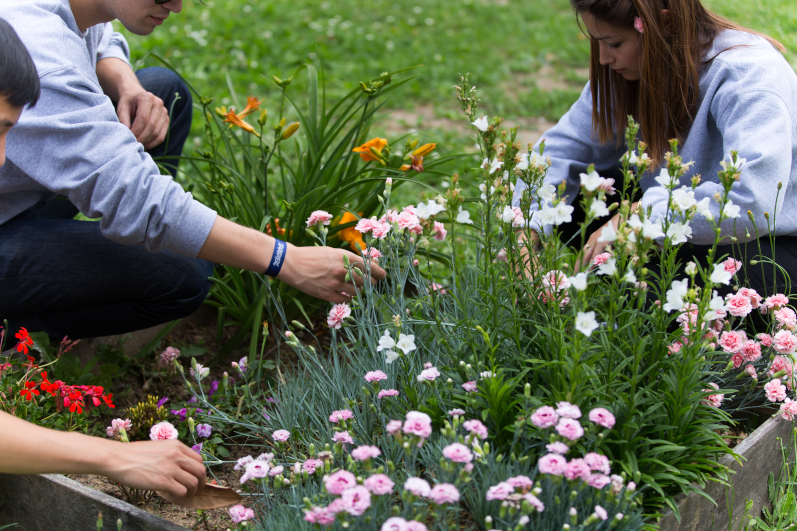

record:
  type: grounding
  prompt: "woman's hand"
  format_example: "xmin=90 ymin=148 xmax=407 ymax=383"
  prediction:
xmin=517 ymin=230 xmax=541 ymax=279
xmin=577 ymin=202 xmax=638 ymax=272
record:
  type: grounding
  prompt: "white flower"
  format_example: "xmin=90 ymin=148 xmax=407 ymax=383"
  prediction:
xmin=482 ymin=158 xmax=504 ymax=175
xmin=376 ymin=330 xmax=395 ymax=352
xmin=385 ymin=350 xmax=400 ymax=364
xmin=642 ymin=218 xmax=665 ymax=240
xmin=710 ymin=263 xmax=733 ymax=285
xmin=396 ymin=333 xmax=417 ymax=354
xmin=551 ymin=203 xmax=574 ymax=226
xmin=415 ymin=199 xmax=446 ymax=219
xmin=575 ymin=311 xmax=599 ymax=337
xmin=722 ymin=152 xmax=746 ymax=171
xmin=597 ymin=258 xmax=617 ymax=276
xmin=479 ymin=182 xmax=496 ymax=200
xmin=623 ymin=268 xmax=637 ymax=284
xmin=671 ymin=186 xmax=696 ymax=211
xmin=654 ymin=169 xmax=676 ymax=189
xmin=516 ymin=152 xmax=530 ymax=171
xmin=704 ymin=290 xmax=727 ymax=321
xmin=472 ymin=116 xmax=489 ymax=132
xmin=695 ymin=198 xmax=714 ymax=221
xmin=666 ymin=222 xmax=692 ymax=245
xmin=479 ymin=371 xmax=495 ymax=379
xmin=723 ymin=200 xmax=741 ymax=219
xmin=588 ymin=199 xmax=610 ymax=218
xmin=501 ymin=205 xmax=516 ymax=223
xmin=684 ymin=261 xmax=697 ymax=275
xmin=537 ymin=184 xmax=556 ymax=204
xmin=579 ymin=170 xmax=604 ymax=192
xmin=569 ymin=272 xmax=588 ymax=291
xmin=628 ymin=151 xmax=649 ymax=165
xmin=456 ymin=206 xmax=473 ymax=225
xmin=597 ymin=224 xmax=617 ymax=243
xmin=662 ymin=279 xmax=689 ymax=313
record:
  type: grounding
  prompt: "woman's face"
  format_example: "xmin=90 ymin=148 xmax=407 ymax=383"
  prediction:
xmin=580 ymin=12 xmax=644 ymax=81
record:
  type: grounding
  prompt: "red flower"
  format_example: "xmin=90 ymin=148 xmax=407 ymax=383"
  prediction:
xmin=103 ymin=393 xmax=116 ymax=409
xmin=23 ymin=355 xmax=38 ymax=371
xmin=15 ymin=328 xmax=34 ymax=355
xmin=67 ymin=391 xmax=84 ymax=414
xmin=20 ymin=381 xmax=40 ymax=401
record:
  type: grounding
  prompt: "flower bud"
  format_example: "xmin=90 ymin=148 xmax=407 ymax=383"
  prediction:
xmin=281 ymin=122 xmax=300 ymax=140
xmin=258 ymin=109 xmax=268 ymax=125
xmin=188 ymin=417 xmax=195 ymax=433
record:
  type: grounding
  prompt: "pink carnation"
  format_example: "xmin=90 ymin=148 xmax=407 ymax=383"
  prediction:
xmin=775 ymin=308 xmax=797 ymax=330
xmin=780 ymin=398 xmax=797 ymax=421
xmin=758 ymin=333 xmax=774 ymax=347
xmin=538 ymin=453 xmax=568 ymax=475
xmin=339 ymin=485 xmax=372 ymax=516
xmin=486 ymin=482 xmax=514 ymax=500
xmin=365 ymin=247 xmax=383 ymax=262
xmin=386 ymin=420 xmax=403 ymax=434
xmin=378 ymin=389 xmax=399 ymax=399
xmin=595 ymin=505 xmax=609 ymax=521
xmin=765 ymin=294 xmax=790 ymax=311
xmin=371 ymin=222 xmax=391 ymax=239
xmin=564 ymin=458 xmax=592 ymax=481
xmin=719 ymin=330 xmax=746 ymax=353
xmin=272 ymin=429 xmax=290 ymax=442
xmin=701 ymin=382 xmax=724 ymax=408
xmin=327 ymin=303 xmax=352 ymax=329
xmin=403 ymin=411 xmax=433 ymax=438
xmin=332 ymin=431 xmax=354 ymax=445
xmin=724 ymin=258 xmax=743 ymax=275
xmin=525 ymin=493 xmax=545 ymax=512
xmin=229 ymin=505 xmax=255 ymax=523
xmin=542 ymin=270 xmax=571 ymax=291
xmin=268 ymin=465 xmax=284 ymax=477
xmin=396 ymin=211 xmax=422 ymax=232
xmin=355 ymin=216 xmax=377 ymax=233
xmin=304 ymin=506 xmax=336 ymax=526
xmin=555 ymin=418 xmax=585 ymax=441
xmin=432 ymin=221 xmax=447 ymax=241
xmin=546 ymin=442 xmax=570 ymax=454
xmin=556 ymin=401 xmax=582 ymax=419
xmin=442 ymin=442 xmax=473 ymax=463
xmin=732 ymin=352 xmax=744 ymax=369
xmin=765 ymin=379 xmax=788 ymax=402
xmin=324 ymin=469 xmax=357 ymax=495
xmin=461 ymin=381 xmax=478 ymax=392
xmin=149 ymin=421 xmax=178 ymax=441
xmin=588 ymin=408 xmax=616 ymax=429
xmin=364 ymin=474 xmax=394 ymax=495
xmin=463 ymin=419 xmax=489 ymax=440
xmin=365 ymin=370 xmax=388 ymax=383
xmin=593 ymin=252 xmax=612 ymax=266
xmin=329 ymin=409 xmax=354 ymax=423
xmin=351 ymin=445 xmax=382 ymax=461
xmin=587 ymin=474 xmax=612 ymax=489
xmin=774 ymin=330 xmax=797 ymax=354
xmin=403 ymin=477 xmax=431 ymax=497
xmin=770 ymin=355 xmax=794 ymax=377
xmin=303 ymin=459 xmax=325 ymax=474
xmin=745 ymin=365 xmax=758 ymax=379
xmin=417 ymin=367 xmax=441 ymax=382
xmin=506 ymin=475 xmax=534 ymax=491
xmin=158 ymin=346 xmax=180 ymax=367
xmin=448 ymin=408 xmax=466 ymax=417
xmin=306 ymin=210 xmax=333 ymax=228
xmin=428 ymin=483 xmax=459 ymax=504
xmin=584 ymin=452 xmax=611 ymax=475
xmin=742 ymin=341 xmax=762 ymax=362
xmin=106 ymin=418 xmax=132 ymax=438
xmin=406 ymin=522 xmax=427 ymax=531
xmin=738 ymin=288 xmax=762 ymax=308
xmin=726 ymin=293 xmax=753 ymax=318
xmin=531 ymin=406 xmax=559 ymax=428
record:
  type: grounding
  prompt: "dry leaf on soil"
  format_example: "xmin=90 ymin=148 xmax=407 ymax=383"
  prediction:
xmin=158 ymin=483 xmax=243 ymax=509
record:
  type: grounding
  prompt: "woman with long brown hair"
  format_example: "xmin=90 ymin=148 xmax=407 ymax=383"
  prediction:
xmin=515 ymin=0 xmax=796 ymax=295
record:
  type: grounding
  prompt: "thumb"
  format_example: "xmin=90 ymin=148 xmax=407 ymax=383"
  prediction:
xmin=117 ymin=97 xmax=134 ymax=129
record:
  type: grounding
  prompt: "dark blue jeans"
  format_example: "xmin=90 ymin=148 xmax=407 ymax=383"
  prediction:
xmin=0 ymin=67 xmax=213 ymax=339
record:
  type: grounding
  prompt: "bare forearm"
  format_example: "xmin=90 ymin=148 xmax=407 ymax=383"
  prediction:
xmin=196 ymin=216 xmax=274 ymax=273
xmin=96 ymin=57 xmax=141 ymax=103
xmin=0 ymin=411 xmax=114 ymax=476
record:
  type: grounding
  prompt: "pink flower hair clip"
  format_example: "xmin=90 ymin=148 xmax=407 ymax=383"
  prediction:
xmin=634 ymin=16 xmax=645 ymax=34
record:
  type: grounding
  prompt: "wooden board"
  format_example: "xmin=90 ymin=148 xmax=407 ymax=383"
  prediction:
xmin=0 ymin=473 xmax=188 ymax=530
xmin=659 ymin=417 xmax=796 ymax=531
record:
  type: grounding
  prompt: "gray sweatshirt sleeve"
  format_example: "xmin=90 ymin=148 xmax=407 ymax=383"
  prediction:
xmin=640 ymin=88 xmax=793 ymax=245
xmin=96 ymin=23 xmax=131 ymax=66
xmin=7 ymin=66 xmax=217 ymax=257
xmin=512 ymin=83 xmax=624 ymax=234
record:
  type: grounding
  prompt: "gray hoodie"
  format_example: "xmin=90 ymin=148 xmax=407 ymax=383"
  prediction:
xmin=0 ymin=0 xmax=216 ymax=257
xmin=513 ymin=30 xmax=797 ymax=245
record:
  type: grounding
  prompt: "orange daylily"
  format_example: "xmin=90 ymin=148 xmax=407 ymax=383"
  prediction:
xmin=238 ymin=96 xmax=263 ymax=118
xmin=401 ymin=155 xmax=426 ymax=173
xmin=224 ymin=110 xmax=260 ymax=137
xmin=412 ymin=143 xmax=436 ymax=157
xmin=353 ymin=138 xmax=388 ymax=162
xmin=337 ymin=211 xmax=366 ymax=252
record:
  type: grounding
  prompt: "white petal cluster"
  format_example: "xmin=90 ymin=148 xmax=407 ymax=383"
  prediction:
xmin=662 ymin=279 xmax=689 ymax=313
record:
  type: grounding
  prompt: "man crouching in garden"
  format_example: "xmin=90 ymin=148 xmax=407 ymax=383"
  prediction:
xmin=0 ymin=0 xmax=384 ymax=340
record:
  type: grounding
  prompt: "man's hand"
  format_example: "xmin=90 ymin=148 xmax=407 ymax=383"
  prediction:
xmin=96 ymin=58 xmax=169 ymax=149
xmin=278 ymin=245 xmax=387 ymax=303
xmin=117 ymin=90 xmax=170 ymax=149
xmin=101 ymin=440 xmax=207 ymax=502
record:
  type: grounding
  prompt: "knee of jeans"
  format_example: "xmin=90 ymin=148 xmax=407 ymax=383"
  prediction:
xmin=173 ymin=258 xmax=213 ymax=317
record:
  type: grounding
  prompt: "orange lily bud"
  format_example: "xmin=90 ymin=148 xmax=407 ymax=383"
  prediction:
xmin=281 ymin=122 xmax=300 ymax=140
xmin=400 ymin=164 xmax=411 ymax=172
xmin=258 ymin=109 xmax=268 ymax=125
xmin=224 ymin=110 xmax=261 ymax=137
xmin=413 ymin=143 xmax=436 ymax=158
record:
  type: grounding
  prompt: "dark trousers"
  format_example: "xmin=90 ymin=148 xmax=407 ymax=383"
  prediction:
xmin=0 ymin=67 xmax=213 ymax=340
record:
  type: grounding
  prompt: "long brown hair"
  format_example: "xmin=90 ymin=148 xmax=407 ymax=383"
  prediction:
xmin=570 ymin=0 xmax=786 ymax=165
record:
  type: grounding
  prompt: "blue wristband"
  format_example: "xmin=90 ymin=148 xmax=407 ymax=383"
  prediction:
xmin=265 ymin=239 xmax=287 ymax=277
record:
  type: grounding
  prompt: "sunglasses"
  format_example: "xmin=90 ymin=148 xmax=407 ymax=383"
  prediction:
xmin=154 ymin=0 xmax=169 ymax=3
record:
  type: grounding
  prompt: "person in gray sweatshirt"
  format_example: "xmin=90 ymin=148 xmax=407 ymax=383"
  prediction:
xmin=0 ymin=0 xmax=385 ymax=340
xmin=512 ymin=0 xmax=797 ymax=296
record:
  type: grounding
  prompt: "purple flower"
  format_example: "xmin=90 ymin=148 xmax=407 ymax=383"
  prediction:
xmin=208 ymin=380 xmax=219 ymax=397
xmin=191 ymin=443 xmax=203 ymax=454
xmin=156 ymin=397 xmax=169 ymax=408
xmin=188 ymin=397 xmax=198 ymax=404
xmin=262 ymin=409 xmax=271 ymax=421
xmin=171 ymin=408 xmax=187 ymax=423
xmin=196 ymin=423 xmax=213 ymax=438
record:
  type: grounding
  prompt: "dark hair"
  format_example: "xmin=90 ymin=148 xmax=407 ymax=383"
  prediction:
xmin=0 ymin=17 xmax=40 ymax=108
xmin=570 ymin=0 xmax=785 ymax=165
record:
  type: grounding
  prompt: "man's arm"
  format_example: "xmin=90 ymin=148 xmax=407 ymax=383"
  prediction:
xmin=197 ymin=216 xmax=386 ymax=303
xmin=96 ymin=57 xmax=169 ymax=149
xmin=0 ymin=411 xmax=206 ymax=504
